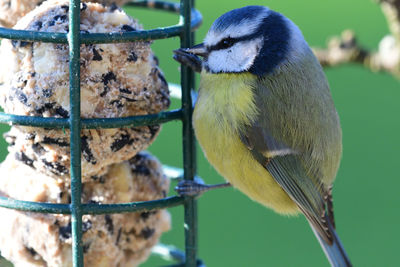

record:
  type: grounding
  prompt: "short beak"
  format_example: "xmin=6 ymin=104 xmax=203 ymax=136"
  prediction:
xmin=173 ymin=43 xmax=205 ymax=72
xmin=174 ymin=43 xmax=208 ymax=57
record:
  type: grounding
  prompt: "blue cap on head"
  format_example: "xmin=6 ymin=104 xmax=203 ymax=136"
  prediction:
xmin=210 ymin=6 xmax=267 ymax=33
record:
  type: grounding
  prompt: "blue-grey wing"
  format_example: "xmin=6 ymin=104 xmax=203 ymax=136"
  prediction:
xmin=239 ymin=76 xmax=335 ymax=243
xmin=240 ymin=127 xmax=332 ymax=243
xmin=240 ymin=50 xmax=348 ymax=264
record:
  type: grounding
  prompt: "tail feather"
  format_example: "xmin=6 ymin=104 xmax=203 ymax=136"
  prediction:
xmin=310 ymin=220 xmax=352 ymax=267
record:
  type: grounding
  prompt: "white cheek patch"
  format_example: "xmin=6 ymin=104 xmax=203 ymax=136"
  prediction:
xmin=205 ymin=37 xmax=263 ymax=73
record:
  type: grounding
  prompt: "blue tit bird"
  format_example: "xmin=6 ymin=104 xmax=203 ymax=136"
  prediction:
xmin=173 ymin=5 xmax=351 ymax=267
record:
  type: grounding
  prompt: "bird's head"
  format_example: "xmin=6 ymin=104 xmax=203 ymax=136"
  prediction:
xmin=174 ymin=6 xmax=309 ymax=76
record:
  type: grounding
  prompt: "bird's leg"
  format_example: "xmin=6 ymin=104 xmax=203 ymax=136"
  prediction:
xmin=175 ymin=176 xmax=231 ymax=197
xmin=173 ymin=49 xmax=203 ymax=73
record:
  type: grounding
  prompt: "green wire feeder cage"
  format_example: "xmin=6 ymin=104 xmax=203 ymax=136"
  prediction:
xmin=0 ymin=0 xmax=203 ymax=266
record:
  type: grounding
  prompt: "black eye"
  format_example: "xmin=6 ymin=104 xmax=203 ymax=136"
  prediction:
xmin=216 ymin=37 xmax=235 ymax=50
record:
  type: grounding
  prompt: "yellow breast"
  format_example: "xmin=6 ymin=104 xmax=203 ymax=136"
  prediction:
xmin=193 ymin=72 xmax=298 ymax=214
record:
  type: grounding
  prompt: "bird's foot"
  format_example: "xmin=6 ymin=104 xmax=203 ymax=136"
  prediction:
xmin=175 ymin=177 xmax=231 ymax=197
xmin=173 ymin=49 xmax=203 ymax=73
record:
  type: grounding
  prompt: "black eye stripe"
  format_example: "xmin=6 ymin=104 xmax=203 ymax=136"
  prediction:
xmin=209 ymin=37 xmax=237 ymax=51
xmin=208 ymin=33 xmax=259 ymax=51
xmin=218 ymin=37 xmax=235 ymax=49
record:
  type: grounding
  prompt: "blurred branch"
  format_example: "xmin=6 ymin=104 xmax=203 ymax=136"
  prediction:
xmin=313 ymin=0 xmax=400 ymax=78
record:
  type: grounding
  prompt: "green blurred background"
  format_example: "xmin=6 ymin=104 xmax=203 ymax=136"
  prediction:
xmin=1 ymin=0 xmax=399 ymax=266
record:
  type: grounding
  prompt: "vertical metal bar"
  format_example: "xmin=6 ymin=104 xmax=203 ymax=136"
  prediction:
xmin=180 ymin=0 xmax=198 ymax=266
xmin=68 ymin=0 xmax=83 ymax=266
